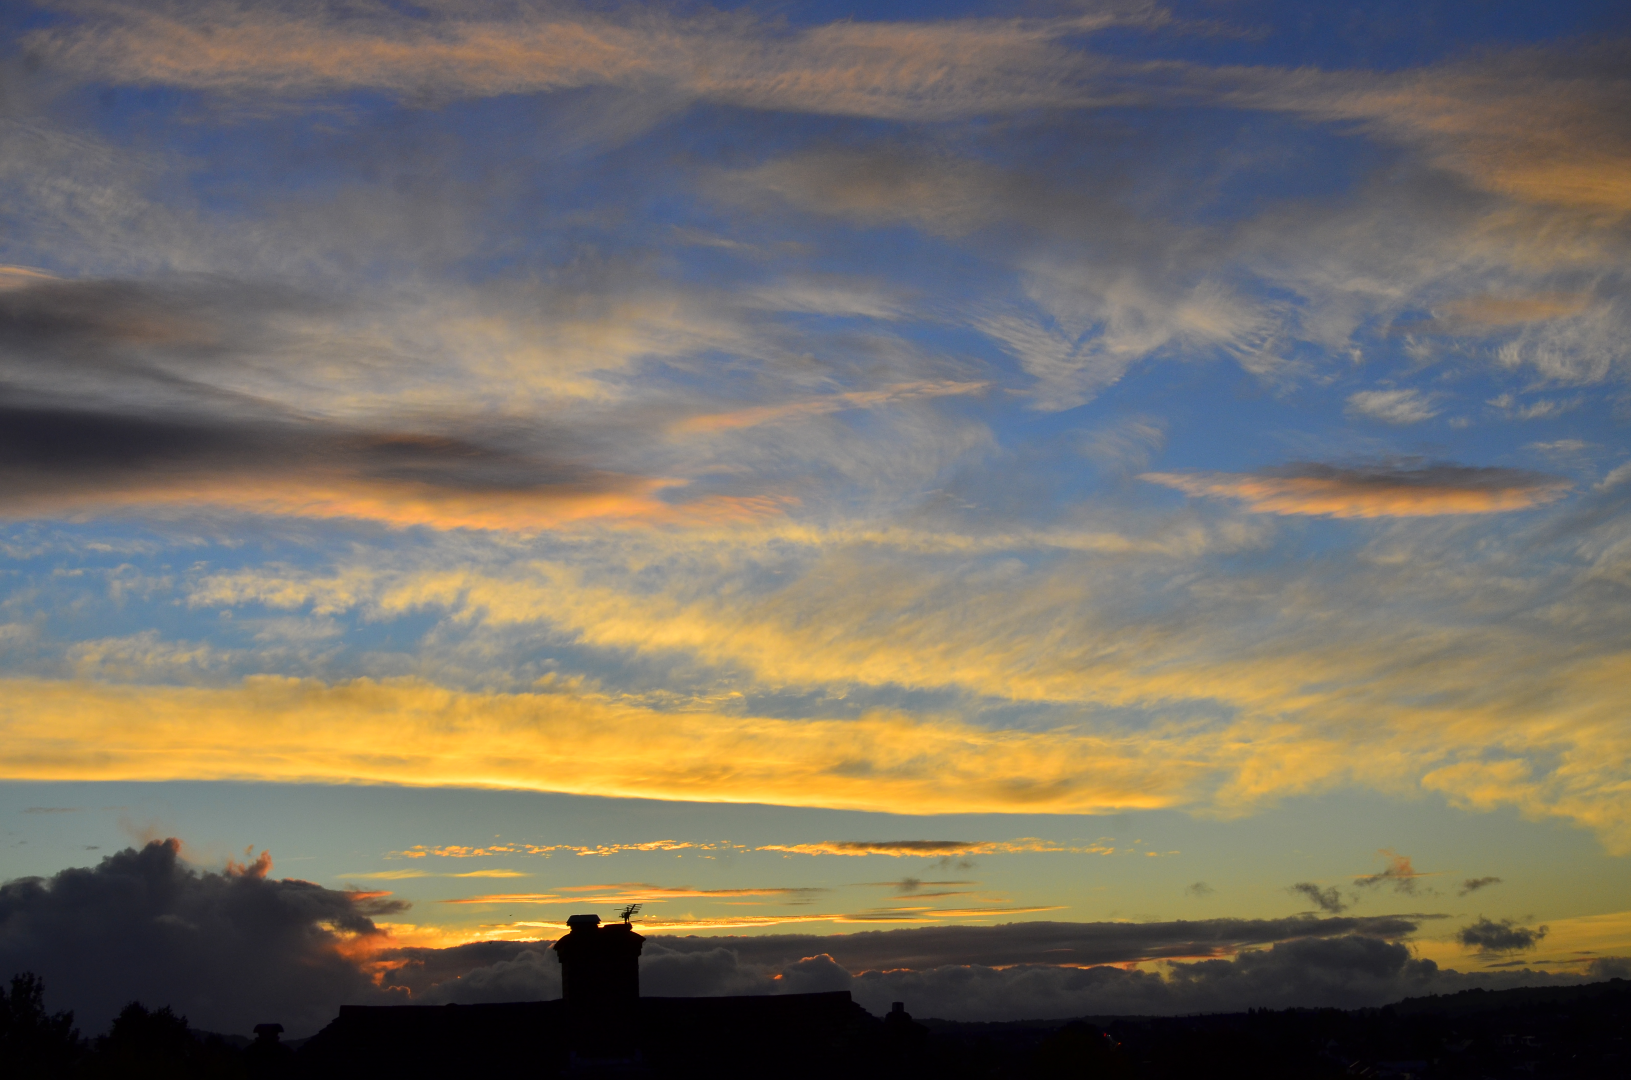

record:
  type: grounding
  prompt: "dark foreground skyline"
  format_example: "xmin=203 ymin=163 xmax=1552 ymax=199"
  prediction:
xmin=6 ymin=965 xmax=1629 ymax=1078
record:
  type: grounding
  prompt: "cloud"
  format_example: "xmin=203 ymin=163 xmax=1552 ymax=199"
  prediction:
xmin=1143 ymin=461 xmax=1572 ymax=517
xmin=1184 ymin=882 xmax=1213 ymax=898
xmin=0 ymin=840 xmax=403 ymax=1037
xmin=0 ymin=275 xmax=782 ymax=531
xmin=1345 ymin=389 xmax=1441 ymax=425
xmin=757 ymin=840 xmax=1115 ymax=857
xmin=1354 ymin=852 xmax=1432 ymax=896
xmin=672 ymin=381 xmax=987 ymax=435
xmin=1207 ymin=44 xmax=1631 ymax=216
xmin=399 ymin=927 xmax=1590 ymax=1021
xmin=1418 ymin=293 xmax=1593 ymax=332
xmin=345 ymin=869 xmax=528 ymax=880
xmin=0 ymin=402 xmax=727 ymax=531
xmin=1289 ymin=883 xmax=1347 ymax=914
xmin=1457 ymin=916 xmax=1548 ymax=956
xmin=416 ymin=946 xmax=562 ymax=1005
xmin=847 ymin=935 xmax=1590 ymax=1019
xmin=641 ymin=915 xmax=1430 ymax=971
xmin=1 ymin=840 xmax=1579 ymax=1029
xmin=27 ymin=2 xmax=1165 ymax=119
xmin=1459 ymin=876 xmax=1502 ymax=896
xmin=385 ymin=914 xmax=1433 ymax=1001
xmin=0 ymin=675 xmax=1224 ymax=815
xmin=444 ymin=884 xmax=827 ymax=905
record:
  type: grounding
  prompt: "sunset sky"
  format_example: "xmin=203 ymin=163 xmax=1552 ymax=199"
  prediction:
xmin=3 ymin=0 xmax=1631 ymax=1033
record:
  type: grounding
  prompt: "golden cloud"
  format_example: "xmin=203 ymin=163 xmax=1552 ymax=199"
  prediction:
xmin=2 ymin=473 xmax=790 ymax=533
xmin=5 ymin=636 xmax=1631 ymax=853
xmin=758 ymin=840 xmax=1115 ymax=857
xmin=1141 ymin=463 xmax=1571 ymax=517
xmin=0 ymin=675 xmax=1209 ymax=815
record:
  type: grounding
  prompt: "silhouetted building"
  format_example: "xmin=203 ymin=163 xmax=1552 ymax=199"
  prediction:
xmin=553 ymin=912 xmax=643 ymax=1007
xmin=299 ymin=915 xmax=895 ymax=1078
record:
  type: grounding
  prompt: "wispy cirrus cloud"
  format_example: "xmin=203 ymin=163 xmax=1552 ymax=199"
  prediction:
xmin=1143 ymin=461 xmax=1571 ymax=517
xmin=1345 ymin=388 xmax=1441 ymax=425
xmin=26 ymin=1 xmax=1168 ymax=119
xmin=671 ymin=380 xmax=987 ymax=435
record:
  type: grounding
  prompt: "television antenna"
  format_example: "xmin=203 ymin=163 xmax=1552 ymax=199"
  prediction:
xmin=618 ymin=904 xmax=641 ymax=924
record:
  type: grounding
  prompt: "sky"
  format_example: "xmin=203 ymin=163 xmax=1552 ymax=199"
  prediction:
xmin=3 ymin=0 xmax=1631 ymax=1037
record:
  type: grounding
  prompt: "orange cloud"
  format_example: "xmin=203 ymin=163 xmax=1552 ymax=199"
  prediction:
xmin=1214 ymin=53 xmax=1631 ymax=216
xmin=1429 ymin=293 xmax=1593 ymax=329
xmin=759 ymin=839 xmax=1115 ymax=857
xmin=1142 ymin=463 xmax=1571 ymax=517
xmin=445 ymin=884 xmax=823 ymax=905
xmin=3 ymin=473 xmax=793 ymax=533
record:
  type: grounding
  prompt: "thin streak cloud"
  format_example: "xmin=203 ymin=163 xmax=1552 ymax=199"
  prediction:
xmin=1142 ymin=462 xmax=1572 ymax=517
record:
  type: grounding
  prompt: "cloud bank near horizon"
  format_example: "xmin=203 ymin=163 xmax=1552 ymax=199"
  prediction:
xmin=2 ymin=842 xmax=1617 ymax=1034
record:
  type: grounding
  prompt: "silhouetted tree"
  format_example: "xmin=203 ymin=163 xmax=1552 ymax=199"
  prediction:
xmin=0 ymin=971 xmax=83 ymax=1078
xmin=89 ymin=1001 xmax=246 ymax=1079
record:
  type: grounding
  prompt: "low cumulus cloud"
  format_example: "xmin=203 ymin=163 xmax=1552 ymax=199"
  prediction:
xmin=1143 ymin=462 xmax=1571 ymax=518
xmin=0 ymin=840 xmax=403 ymax=1036
xmin=1457 ymin=917 xmax=1548 ymax=956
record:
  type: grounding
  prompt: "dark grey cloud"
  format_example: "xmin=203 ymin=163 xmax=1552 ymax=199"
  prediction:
xmin=0 ymin=403 xmax=606 ymax=497
xmin=0 ymin=275 xmax=660 ymax=525
xmin=1459 ymin=876 xmax=1502 ymax=896
xmin=1184 ymin=882 xmax=1213 ymax=898
xmin=0 ymin=275 xmax=321 ymax=374
xmin=1456 ymin=917 xmax=1548 ymax=956
xmin=1587 ymin=956 xmax=1631 ymax=979
xmin=416 ymin=947 xmax=561 ymax=1005
xmin=408 ymin=934 xmax=1592 ymax=1022
xmin=1289 ymin=883 xmax=1347 ymax=914
xmin=654 ymin=915 xmax=1432 ymax=972
xmin=0 ymin=840 xmax=404 ymax=1037
xmin=846 ymin=936 xmax=1589 ymax=1020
